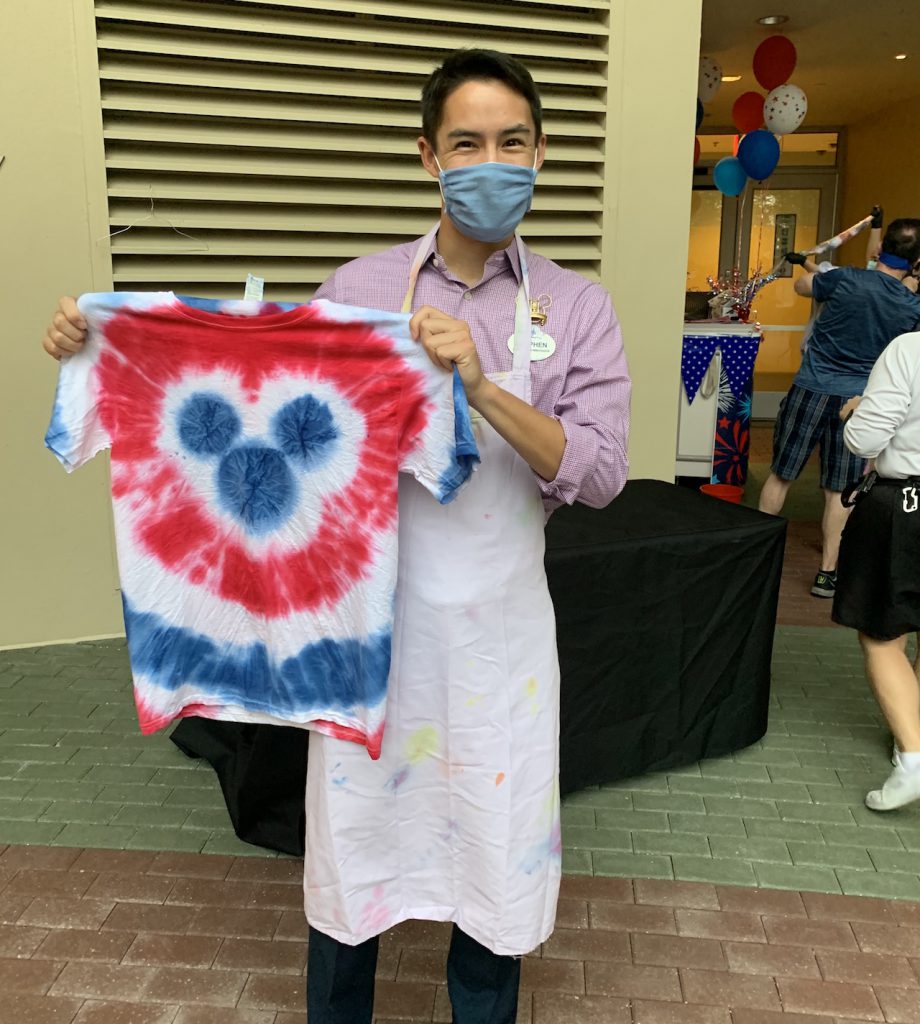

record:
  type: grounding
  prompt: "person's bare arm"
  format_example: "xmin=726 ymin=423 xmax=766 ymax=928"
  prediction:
xmin=866 ymin=204 xmax=884 ymax=265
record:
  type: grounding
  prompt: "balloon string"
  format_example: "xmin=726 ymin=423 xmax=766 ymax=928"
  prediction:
xmin=735 ymin=180 xmax=749 ymax=272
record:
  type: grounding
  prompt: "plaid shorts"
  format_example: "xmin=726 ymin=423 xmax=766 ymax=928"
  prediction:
xmin=772 ymin=385 xmax=865 ymax=492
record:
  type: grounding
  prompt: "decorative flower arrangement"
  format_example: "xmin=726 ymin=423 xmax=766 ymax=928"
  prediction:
xmin=706 ymin=266 xmax=776 ymax=323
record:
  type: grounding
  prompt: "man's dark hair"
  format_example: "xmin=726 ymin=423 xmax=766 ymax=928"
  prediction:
xmin=882 ymin=218 xmax=920 ymax=264
xmin=421 ymin=49 xmax=543 ymax=147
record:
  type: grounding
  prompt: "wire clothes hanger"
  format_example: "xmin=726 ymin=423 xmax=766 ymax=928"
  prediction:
xmin=96 ymin=187 xmax=210 ymax=254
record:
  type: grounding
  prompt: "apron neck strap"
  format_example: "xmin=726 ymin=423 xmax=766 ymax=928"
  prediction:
xmin=401 ymin=224 xmax=439 ymax=315
xmin=510 ymin=236 xmax=532 ymax=372
xmin=401 ymin=227 xmax=533 ymax=371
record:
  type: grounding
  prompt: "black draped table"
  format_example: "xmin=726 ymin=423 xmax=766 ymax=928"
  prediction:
xmin=172 ymin=479 xmax=786 ymax=855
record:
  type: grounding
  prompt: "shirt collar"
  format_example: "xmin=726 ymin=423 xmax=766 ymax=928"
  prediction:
xmin=422 ymin=231 xmax=525 ymax=288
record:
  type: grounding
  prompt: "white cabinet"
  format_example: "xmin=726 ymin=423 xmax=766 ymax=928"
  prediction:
xmin=676 ymin=348 xmax=721 ymax=478
xmin=675 ymin=322 xmax=761 ymax=480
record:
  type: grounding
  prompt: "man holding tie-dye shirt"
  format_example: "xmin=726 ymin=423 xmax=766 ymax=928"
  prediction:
xmin=42 ymin=48 xmax=630 ymax=1024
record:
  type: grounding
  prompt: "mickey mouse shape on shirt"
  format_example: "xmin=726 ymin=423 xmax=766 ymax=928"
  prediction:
xmin=177 ymin=392 xmax=339 ymax=534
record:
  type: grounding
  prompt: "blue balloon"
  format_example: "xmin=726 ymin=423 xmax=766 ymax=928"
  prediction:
xmin=696 ymin=98 xmax=704 ymax=129
xmin=737 ymin=129 xmax=780 ymax=181
xmin=713 ymin=157 xmax=747 ymax=197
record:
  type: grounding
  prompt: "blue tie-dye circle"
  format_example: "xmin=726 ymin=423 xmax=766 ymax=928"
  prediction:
xmin=176 ymin=391 xmax=343 ymax=534
xmin=217 ymin=445 xmax=296 ymax=532
xmin=272 ymin=395 xmax=339 ymax=470
xmin=178 ymin=393 xmax=241 ymax=455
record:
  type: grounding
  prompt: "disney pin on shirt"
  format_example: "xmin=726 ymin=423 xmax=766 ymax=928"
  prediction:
xmin=508 ymin=293 xmax=556 ymax=361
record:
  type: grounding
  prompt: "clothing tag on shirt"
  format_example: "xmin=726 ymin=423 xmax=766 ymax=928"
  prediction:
xmin=244 ymin=274 xmax=264 ymax=301
xmin=507 ymin=327 xmax=556 ymax=361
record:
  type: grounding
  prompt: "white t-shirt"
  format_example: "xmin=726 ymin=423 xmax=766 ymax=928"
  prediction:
xmin=45 ymin=292 xmax=479 ymax=757
xmin=844 ymin=330 xmax=920 ymax=478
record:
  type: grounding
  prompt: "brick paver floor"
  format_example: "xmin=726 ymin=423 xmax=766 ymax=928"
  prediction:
xmin=3 ymin=622 xmax=916 ymax=898
xmin=2 ymin=845 xmax=920 ymax=1023
xmin=3 ymin=439 xmax=919 ymax=1022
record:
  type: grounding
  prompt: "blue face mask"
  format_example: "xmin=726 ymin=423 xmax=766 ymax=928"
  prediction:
xmin=436 ymin=159 xmax=537 ymax=243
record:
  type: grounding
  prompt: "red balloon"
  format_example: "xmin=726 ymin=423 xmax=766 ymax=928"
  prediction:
xmin=732 ymin=92 xmax=765 ymax=134
xmin=753 ymin=36 xmax=797 ymax=90
xmin=694 ymin=136 xmax=701 ymax=164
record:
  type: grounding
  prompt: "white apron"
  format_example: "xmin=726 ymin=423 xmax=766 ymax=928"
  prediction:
xmin=304 ymin=227 xmax=561 ymax=956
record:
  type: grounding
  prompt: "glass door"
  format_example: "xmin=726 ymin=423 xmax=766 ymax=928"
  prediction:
xmin=745 ymin=187 xmax=821 ymax=394
xmin=687 ymin=169 xmax=838 ymax=417
xmin=739 ymin=172 xmax=837 ymax=411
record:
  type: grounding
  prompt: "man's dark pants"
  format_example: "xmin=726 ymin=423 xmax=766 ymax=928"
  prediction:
xmin=307 ymin=924 xmax=521 ymax=1023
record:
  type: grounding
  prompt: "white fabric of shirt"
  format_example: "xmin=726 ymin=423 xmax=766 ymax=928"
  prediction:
xmin=844 ymin=331 xmax=920 ymax=477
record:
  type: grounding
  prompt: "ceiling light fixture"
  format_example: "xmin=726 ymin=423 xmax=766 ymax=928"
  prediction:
xmin=757 ymin=14 xmax=789 ymax=25
xmin=721 ymin=74 xmax=742 ymax=82
xmin=895 ymin=53 xmax=908 ymax=60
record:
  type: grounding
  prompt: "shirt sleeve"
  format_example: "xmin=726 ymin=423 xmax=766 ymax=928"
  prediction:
xmin=811 ymin=267 xmax=844 ymax=302
xmin=316 ymin=275 xmax=478 ymax=501
xmin=844 ymin=334 xmax=916 ymax=458
xmin=44 ymin=294 xmax=111 ymax=472
xmin=398 ymin=362 xmax=480 ymax=505
xmin=313 ymin=271 xmax=338 ymax=303
xmin=537 ymin=285 xmax=631 ymax=511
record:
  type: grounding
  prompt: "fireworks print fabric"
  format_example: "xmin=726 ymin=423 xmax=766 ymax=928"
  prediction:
xmin=45 ymin=292 xmax=479 ymax=757
xmin=713 ymin=367 xmax=754 ymax=487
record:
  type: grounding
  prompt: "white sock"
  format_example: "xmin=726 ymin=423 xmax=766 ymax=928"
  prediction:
xmin=898 ymin=751 xmax=920 ymax=772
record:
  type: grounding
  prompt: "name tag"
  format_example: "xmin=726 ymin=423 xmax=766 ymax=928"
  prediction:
xmin=507 ymin=327 xmax=557 ymax=361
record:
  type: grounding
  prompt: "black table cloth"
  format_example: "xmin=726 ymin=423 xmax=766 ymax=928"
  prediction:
xmin=172 ymin=479 xmax=785 ymax=855
xmin=545 ymin=478 xmax=784 ymax=795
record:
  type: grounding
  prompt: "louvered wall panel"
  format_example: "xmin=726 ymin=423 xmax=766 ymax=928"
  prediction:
xmin=94 ymin=0 xmax=611 ymax=299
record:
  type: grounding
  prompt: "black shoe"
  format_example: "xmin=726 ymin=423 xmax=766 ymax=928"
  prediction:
xmin=811 ymin=570 xmax=837 ymax=598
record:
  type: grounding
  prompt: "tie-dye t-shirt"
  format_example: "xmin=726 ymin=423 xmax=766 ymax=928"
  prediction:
xmin=45 ymin=292 xmax=479 ymax=757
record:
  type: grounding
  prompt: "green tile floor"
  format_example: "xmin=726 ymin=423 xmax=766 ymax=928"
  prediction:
xmin=0 ymin=639 xmax=274 ymax=858
xmin=1 ymin=628 xmax=919 ymax=894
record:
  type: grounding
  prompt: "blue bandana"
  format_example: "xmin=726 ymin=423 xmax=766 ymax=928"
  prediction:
xmin=878 ymin=251 xmax=912 ymax=271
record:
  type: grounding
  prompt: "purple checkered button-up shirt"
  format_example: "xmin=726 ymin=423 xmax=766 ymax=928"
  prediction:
xmin=314 ymin=233 xmax=630 ymax=512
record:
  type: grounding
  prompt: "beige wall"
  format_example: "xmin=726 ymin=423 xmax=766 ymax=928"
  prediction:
xmin=605 ymin=0 xmax=703 ymax=482
xmin=838 ymin=97 xmax=920 ymax=267
xmin=1 ymin=0 xmax=702 ymax=647
xmin=0 ymin=0 xmax=122 ymax=647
